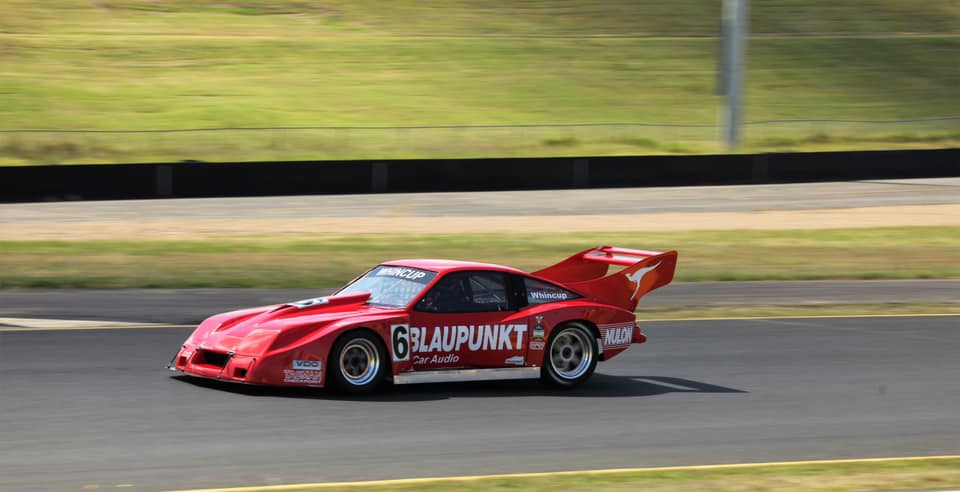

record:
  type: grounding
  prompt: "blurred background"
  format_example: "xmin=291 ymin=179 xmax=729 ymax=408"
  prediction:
xmin=1 ymin=0 xmax=958 ymax=164
xmin=2 ymin=5 xmax=960 ymax=491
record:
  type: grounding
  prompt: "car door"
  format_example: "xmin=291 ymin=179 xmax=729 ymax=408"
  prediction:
xmin=407 ymin=270 xmax=530 ymax=370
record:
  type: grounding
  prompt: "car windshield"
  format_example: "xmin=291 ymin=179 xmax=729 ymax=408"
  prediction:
xmin=337 ymin=265 xmax=438 ymax=308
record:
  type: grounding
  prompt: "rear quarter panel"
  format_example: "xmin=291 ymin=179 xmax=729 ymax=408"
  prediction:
xmin=524 ymin=300 xmax=636 ymax=367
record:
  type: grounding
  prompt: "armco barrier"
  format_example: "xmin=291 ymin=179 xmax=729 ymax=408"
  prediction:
xmin=1 ymin=148 xmax=957 ymax=202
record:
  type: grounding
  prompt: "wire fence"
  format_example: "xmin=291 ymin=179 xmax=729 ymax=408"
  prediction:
xmin=1 ymin=117 xmax=958 ymax=164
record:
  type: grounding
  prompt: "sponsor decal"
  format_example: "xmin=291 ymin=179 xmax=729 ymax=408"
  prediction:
xmin=283 ymin=369 xmax=323 ymax=384
xmin=408 ymin=324 xmax=528 ymax=353
xmin=529 ymin=290 xmax=568 ymax=301
xmin=290 ymin=297 xmax=329 ymax=308
xmin=504 ymin=355 xmax=524 ymax=366
xmin=605 ymin=327 xmax=631 ymax=345
xmin=530 ymin=341 xmax=545 ymax=351
xmin=292 ymin=359 xmax=322 ymax=371
xmin=626 ymin=261 xmax=661 ymax=300
xmin=413 ymin=353 xmax=461 ymax=366
xmin=600 ymin=323 xmax=634 ymax=347
xmin=532 ymin=315 xmax=545 ymax=342
xmin=532 ymin=328 xmax=545 ymax=341
xmin=376 ymin=267 xmax=429 ymax=282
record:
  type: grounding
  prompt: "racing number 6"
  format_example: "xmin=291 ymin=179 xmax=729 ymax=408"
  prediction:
xmin=390 ymin=324 xmax=410 ymax=362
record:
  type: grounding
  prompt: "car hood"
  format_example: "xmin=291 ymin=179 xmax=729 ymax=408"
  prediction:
xmin=186 ymin=292 xmax=404 ymax=355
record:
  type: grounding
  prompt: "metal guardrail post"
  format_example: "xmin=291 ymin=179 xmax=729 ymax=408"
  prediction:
xmin=721 ymin=0 xmax=749 ymax=150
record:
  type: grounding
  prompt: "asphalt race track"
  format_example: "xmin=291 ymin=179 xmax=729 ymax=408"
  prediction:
xmin=1 ymin=316 xmax=958 ymax=491
xmin=2 ymin=280 xmax=959 ymax=324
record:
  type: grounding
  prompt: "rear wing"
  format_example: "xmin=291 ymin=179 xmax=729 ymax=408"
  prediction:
xmin=533 ymin=246 xmax=678 ymax=312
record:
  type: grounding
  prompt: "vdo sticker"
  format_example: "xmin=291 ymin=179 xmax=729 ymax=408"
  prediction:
xmin=292 ymin=359 xmax=322 ymax=371
xmin=391 ymin=324 xmax=410 ymax=362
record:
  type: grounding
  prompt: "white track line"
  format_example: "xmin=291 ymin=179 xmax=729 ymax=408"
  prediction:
xmin=0 ymin=317 xmax=191 ymax=331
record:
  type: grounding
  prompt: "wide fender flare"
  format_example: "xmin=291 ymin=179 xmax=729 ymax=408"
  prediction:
xmin=320 ymin=316 xmax=414 ymax=377
xmin=525 ymin=303 xmax=634 ymax=367
xmin=254 ymin=315 xmax=409 ymax=387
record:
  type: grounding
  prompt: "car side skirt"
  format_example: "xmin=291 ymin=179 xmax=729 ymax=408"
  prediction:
xmin=393 ymin=367 xmax=540 ymax=385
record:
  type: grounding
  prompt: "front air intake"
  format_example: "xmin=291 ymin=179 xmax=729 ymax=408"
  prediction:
xmin=194 ymin=349 xmax=230 ymax=368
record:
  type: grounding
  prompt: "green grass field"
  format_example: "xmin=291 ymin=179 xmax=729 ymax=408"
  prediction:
xmin=1 ymin=226 xmax=956 ymax=288
xmin=168 ymin=457 xmax=960 ymax=492
xmin=1 ymin=1 xmax=959 ymax=164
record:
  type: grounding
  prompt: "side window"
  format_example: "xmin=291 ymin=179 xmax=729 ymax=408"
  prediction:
xmin=468 ymin=272 xmax=509 ymax=311
xmin=416 ymin=271 xmax=511 ymax=313
xmin=524 ymin=277 xmax=580 ymax=305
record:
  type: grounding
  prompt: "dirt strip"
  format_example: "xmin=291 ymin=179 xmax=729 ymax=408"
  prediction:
xmin=1 ymin=204 xmax=957 ymax=240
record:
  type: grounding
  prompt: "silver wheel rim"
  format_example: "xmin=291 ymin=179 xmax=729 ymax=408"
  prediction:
xmin=549 ymin=327 xmax=593 ymax=380
xmin=339 ymin=338 xmax=380 ymax=386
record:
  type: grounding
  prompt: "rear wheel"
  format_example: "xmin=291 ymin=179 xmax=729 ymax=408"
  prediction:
xmin=540 ymin=322 xmax=598 ymax=388
xmin=328 ymin=330 xmax=388 ymax=393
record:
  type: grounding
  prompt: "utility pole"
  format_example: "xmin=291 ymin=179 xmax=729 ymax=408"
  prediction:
xmin=720 ymin=0 xmax=748 ymax=150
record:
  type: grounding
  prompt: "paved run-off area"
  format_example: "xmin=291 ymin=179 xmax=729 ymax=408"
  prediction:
xmin=2 ymin=178 xmax=959 ymax=239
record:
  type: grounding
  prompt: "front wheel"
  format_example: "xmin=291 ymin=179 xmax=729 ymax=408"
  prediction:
xmin=328 ymin=330 xmax=388 ymax=394
xmin=540 ymin=322 xmax=598 ymax=388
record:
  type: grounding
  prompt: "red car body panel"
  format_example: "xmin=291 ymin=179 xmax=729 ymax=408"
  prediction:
xmin=171 ymin=246 xmax=677 ymax=388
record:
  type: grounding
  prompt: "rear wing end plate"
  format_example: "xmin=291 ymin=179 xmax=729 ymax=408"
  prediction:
xmin=536 ymin=246 xmax=678 ymax=312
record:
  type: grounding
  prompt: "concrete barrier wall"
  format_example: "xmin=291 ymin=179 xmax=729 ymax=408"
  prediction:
xmin=1 ymin=148 xmax=957 ymax=202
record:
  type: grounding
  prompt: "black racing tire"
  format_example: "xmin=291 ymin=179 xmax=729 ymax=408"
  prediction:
xmin=328 ymin=329 xmax=389 ymax=394
xmin=540 ymin=322 xmax=599 ymax=388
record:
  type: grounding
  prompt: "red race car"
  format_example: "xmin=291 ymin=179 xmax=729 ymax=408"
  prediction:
xmin=170 ymin=246 xmax=677 ymax=393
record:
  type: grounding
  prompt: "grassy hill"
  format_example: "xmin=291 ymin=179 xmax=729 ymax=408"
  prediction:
xmin=1 ymin=1 xmax=958 ymax=164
